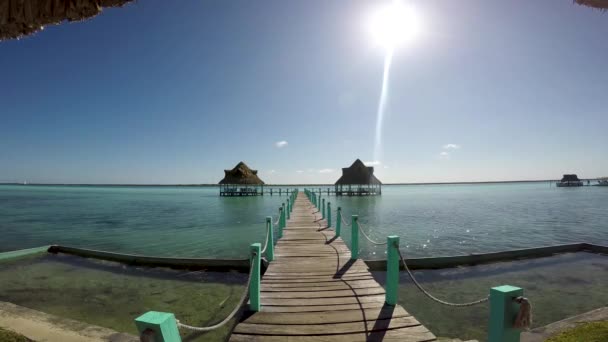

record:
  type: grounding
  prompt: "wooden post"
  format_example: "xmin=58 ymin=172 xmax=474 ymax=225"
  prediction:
xmin=266 ymin=217 xmax=274 ymax=262
xmin=250 ymin=243 xmax=261 ymax=312
xmin=278 ymin=207 xmax=284 ymax=238
xmin=336 ymin=207 xmax=341 ymax=236
xmin=327 ymin=202 xmax=332 ymax=228
xmin=489 ymin=285 xmax=524 ymax=342
xmin=286 ymin=199 xmax=291 ymax=220
xmin=135 ymin=311 xmax=181 ymax=342
xmin=322 ymin=198 xmax=326 ymax=219
xmin=386 ymin=236 xmax=400 ymax=305
xmin=351 ymin=215 xmax=359 ymax=260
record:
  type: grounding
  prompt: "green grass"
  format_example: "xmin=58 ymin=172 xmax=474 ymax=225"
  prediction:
xmin=546 ymin=321 xmax=608 ymax=342
xmin=0 ymin=328 xmax=31 ymax=342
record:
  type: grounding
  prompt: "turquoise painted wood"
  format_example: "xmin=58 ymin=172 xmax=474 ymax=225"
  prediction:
xmin=278 ymin=207 xmax=284 ymax=238
xmin=286 ymin=199 xmax=291 ymax=219
xmin=327 ymin=202 xmax=332 ymax=228
xmin=135 ymin=311 xmax=181 ymax=342
xmin=488 ymin=285 xmax=524 ymax=342
xmin=250 ymin=243 xmax=261 ymax=312
xmin=265 ymin=217 xmax=274 ymax=262
xmin=0 ymin=246 xmax=49 ymax=261
xmin=351 ymin=215 xmax=359 ymax=260
xmin=281 ymin=203 xmax=286 ymax=228
xmin=386 ymin=235 xmax=400 ymax=305
xmin=336 ymin=207 xmax=341 ymax=237
xmin=322 ymin=199 xmax=326 ymax=219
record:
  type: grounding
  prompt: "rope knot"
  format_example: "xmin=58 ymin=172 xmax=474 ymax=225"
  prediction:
xmin=513 ymin=296 xmax=532 ymax=329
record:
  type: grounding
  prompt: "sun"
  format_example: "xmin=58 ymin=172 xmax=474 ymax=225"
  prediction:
xmin=368 ymin=1 xmax=420 ymax=50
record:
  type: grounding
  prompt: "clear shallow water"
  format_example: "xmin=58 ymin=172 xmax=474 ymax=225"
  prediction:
xmin=373 ymin=252 xmax=608 ymax=341
xmin=1 ymin=183 xmax=607 ymax=259
xmin=0 ymin=253 xmax=246 ymax=341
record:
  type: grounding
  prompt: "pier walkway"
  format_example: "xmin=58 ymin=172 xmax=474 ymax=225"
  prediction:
xmin=230 ymin=192 xmax=436 ymax=341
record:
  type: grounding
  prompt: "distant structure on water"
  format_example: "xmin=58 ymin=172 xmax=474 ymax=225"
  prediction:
xmin=219 ymin=162 xmax=265 ymax=196
xmin=556 ymin=174 xmax=584 ymax=187
xmin=335 ymin=159 xmax=382 ymax=196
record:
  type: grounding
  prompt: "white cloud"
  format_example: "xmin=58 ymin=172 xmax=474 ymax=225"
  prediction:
xmin=296 ymin=170 xmax=304 ymax=173
xmin=275 ymin=141 xmax=288 ymax=148
xmin=269 ymin=169 xmax=276 ymax=174
xmin=318 ymin=169 xmax=334 ymax=173
xmin=364 ymin=160 xmax=381 ymax=166
xmin=443 ymin=144 xmax=461 ymax=150
xmin=383 ymin=165 xmax=389 ymax=169
xmin=439 ymin=151 xmax=450 ymax=160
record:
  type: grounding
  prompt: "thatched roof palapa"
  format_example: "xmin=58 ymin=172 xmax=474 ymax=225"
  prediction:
xmin=219 ymin=162 xmax=265 ymax=185
xmin=0 ymin=0 xmax=134 ymax=41
xmin=574 ymin=0 xmax=608 ymax=11
xmin=561 ymin=174 xmax=581 ymax=182
xmin=335 ymin=159 xmax=382 ymax=185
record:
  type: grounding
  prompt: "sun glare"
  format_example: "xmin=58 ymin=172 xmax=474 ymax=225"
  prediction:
xmin=368 ymin=1 xmax=420 ymax=50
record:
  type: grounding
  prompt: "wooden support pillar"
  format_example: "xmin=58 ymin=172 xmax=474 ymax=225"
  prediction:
xmin=135 ymin=311 xmax=181 ymax=342
xmin=351 ymin=215 xmax=359 ymax=260
xmin=386 ymin=236 xmax=400 ymax=305
xmin=488 ymin=285 xmax=524 ymax=342
xmin=250 ymin=243 xmax=261 ymax=312
xmin=336 ymin=207 xmax=341 ymax=236
xmin=265 ymin=217 xmax=274 ymax=262
xmin=322 ymin=198 xmax=325 ymax=219
xmin=327 ymin=202 xmax=332 ymax=228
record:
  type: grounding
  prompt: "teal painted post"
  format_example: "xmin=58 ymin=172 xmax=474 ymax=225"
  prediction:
xmin=327 ymin=202 xmax=332 ymax=228
xmin=265 ymin=217 xmax=274 ymax=262
xmin=278 ymin=207 xmax=284 ymax=238
xmin=249 ymin=243 xmax=261 ymax=312
xmin=336 ymin=207 xmax=341 ymax=237
xmin=351 ymin=215 xmax=359 ymax=260
xmin=286 ymin=199 xmax=291 ymax=219
xmin=322 ymin=198 xmax=326 ymax=219
xmin=386 ymin=236 xmax=400 ymax=305
xmin=317 ymin=194 xmax=321 ymax=209
xmin=135 ymin=311 xmax=181 ymax=342
xmin=489 ymin=285 xmax=524 ymax=342
xmin=281 ymin=203 xmax=286 ymax=227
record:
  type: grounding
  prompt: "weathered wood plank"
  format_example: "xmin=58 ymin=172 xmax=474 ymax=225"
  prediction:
xmin=230 ymin=192 xmax=435 ymax=341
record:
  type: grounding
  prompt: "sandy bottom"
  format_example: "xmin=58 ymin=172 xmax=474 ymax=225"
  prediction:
xmin=373 ymin=252 xmax=608 ymax=341
xmin=0 ymin=254 xmax=247 ymax=341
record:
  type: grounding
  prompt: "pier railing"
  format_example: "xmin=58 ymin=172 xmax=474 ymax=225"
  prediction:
xmin=307 ymin=192 xmax=531 ymax=342
xmin=134 ymin=188 xmax=298 ymax=341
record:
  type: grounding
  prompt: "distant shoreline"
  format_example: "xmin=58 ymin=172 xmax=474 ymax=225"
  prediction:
xmin=0 ymin=179 xmax=575 ymax=187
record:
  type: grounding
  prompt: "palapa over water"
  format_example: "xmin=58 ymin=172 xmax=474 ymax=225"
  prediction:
xmin=219 ymin=162 xmax=265 ymax=196
xmin=0 ymin=0 xmax=134 ymax=41
xmin=335 ymin=159 xmax=382 ymax=196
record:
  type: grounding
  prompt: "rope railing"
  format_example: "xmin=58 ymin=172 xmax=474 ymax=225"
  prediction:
xmin=260 ymin=225 xmax=271 ymax=254
xmin=396 ymin=245 xmax=489 ymax=307
xmin=176 ymin=257 xmax=255 ymax=331
xmin=357 ymin=221 xmax=387 ymax=246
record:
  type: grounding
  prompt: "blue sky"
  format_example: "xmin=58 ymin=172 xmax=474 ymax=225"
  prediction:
xmin=1 ymin=0 xmax=607 ymax=184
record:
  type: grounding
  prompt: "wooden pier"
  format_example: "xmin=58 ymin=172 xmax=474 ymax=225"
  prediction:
xmin=230 ymin=192 xmax=436 ymax=341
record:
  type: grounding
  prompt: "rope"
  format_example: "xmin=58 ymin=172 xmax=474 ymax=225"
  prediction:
xmin=340 ymin=214 xmax=351 ymax=226
xmin=177 ymin=257 xmax=255 ymax=331
xmin=396 ymin=246 xmax=489 ymax=307
xmin=357 ymin=221 xmax=387 ymax=246
xmin=260 ymin=224 xmax=270 ymax=254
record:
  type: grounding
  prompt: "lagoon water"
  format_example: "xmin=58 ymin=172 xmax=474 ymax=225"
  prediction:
xmin=1 ymin=183 xmax=607 ymax=259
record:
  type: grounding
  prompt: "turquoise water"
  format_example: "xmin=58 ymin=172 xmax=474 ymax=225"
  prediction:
xmin=1 ymin=183 xmax=607 ymax=259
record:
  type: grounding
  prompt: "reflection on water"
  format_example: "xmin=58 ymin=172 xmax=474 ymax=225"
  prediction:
xmin=0 ymin=253 xmax=247 ymax=341
xmin=373 ymin=252 xmax=608 ymax=341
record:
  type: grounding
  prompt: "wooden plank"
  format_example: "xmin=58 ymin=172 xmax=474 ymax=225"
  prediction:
xmin=230 ymin=325 xmax=436 ymax=341
xmin=233 ymin=316 xmax=421 ymax=335
xmin=241 ymin=306 xmax=410 ymax=325
xmin=230 ymin=192 xmax=436 ymax=341
xmin=260 ymin=287 xmax=385 ymax=299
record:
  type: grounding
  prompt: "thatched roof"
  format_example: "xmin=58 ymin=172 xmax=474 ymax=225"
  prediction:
xmin=335 ymin=159 xmax=382 ymax=185
xmin=575 ymin=0 xmax=608 ymax=10
xmin=0 ymin=0 xmax=134 ymax=41
xmin=219 ymin=162 xmax=265 ymax=185
xmin=561 ymin=174 xmax=581 ymax=182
